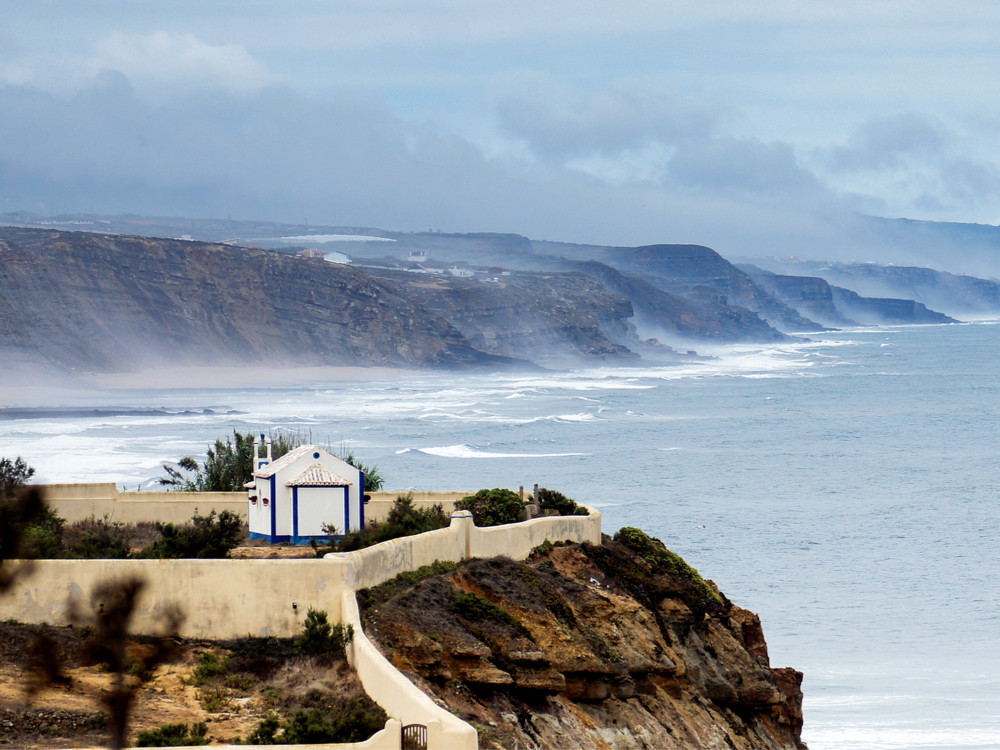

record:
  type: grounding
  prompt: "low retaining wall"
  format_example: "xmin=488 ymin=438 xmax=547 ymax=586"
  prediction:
xmin=0 ymin=559 xmax=350 ymax=639
xmin=342 ymin=590 xmax=477 ymax=750
xmin=39 ymin=484 xmax=471 ymax=526
xmin=363 ymin=492 xmax=469 ymax=523
xmin=42 ymin=483 xmax=246 ymax=524
xmin=1 ymin=507 xmax=602 ymax=750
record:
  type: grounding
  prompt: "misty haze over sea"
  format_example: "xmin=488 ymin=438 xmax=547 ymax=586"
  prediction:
xmin=3 ymin=323 xmax=998 ymax=749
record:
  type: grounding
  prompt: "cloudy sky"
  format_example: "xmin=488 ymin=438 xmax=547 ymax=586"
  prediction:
xmin=3 ymin=1 xmax=1000 ymax=254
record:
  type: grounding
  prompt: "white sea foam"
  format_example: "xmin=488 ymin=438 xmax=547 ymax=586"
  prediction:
xmin=804 ymin=725 xmax=1000 ymax=750
xmin=278 ymin=234 xmax=395 ymax=243
xmin=398 ymin=444 xmax=590 ymax=459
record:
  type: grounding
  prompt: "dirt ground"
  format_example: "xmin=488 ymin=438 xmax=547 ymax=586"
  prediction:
xmin=0 ymin=623 xmax=371 ymax=748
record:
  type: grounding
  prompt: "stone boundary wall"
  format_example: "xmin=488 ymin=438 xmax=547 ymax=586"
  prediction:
xmin=342 ymin=590 xmax=477 ymax=750
xmin=38 ymin=483 xmax=469 ymax=525
xmin=1 ymin=558 xmax=350 ymax=638
xmin=1 ymin=507 xmax=602 ymax=750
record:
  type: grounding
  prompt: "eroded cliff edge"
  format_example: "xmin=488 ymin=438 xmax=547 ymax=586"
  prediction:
xmin=360 ymin=533 xmax=806 ymax=750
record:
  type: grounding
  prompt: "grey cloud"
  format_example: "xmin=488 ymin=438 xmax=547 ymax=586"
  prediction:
xmin=0 ymin=71 xmax=867 ymax=260
xmin=828 ymin=113 xmax=948 ymax=172
xmin=668 ymin=138 xmax=825 ymax=198
xmin=939 ymin=157 xmax=1000 ymax=201
xmin=495 ymin=75 xmax=720 ymax=159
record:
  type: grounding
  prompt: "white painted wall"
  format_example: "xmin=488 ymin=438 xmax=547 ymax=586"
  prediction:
xmin=298 ymin=486 xmax=346 ymax=537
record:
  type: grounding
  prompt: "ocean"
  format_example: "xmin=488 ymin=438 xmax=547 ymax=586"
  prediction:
xmin=3 ymin=322 xmax=999 ymax=749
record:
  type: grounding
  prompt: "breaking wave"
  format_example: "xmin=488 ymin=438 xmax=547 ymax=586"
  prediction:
xmin=396 ymin=444 xmax=591 ymax=459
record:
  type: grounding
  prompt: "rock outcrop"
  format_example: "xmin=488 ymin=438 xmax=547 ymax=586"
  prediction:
xmin=360 ymin=537 xmax=806 ymax=750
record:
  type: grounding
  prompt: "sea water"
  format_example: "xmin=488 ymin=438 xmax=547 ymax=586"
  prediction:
xmin=2 ymin=322 xmax=999 ymax=749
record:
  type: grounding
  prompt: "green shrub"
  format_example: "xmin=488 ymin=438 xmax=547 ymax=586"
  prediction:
xmin=223 ymin=636 xmax=298 ymax=680
xmin=244 ymin=701 xmax=387 ymax=745
xmin=17 ymin=513 xmax=64 ymax=559
xmin=315 ymin=494 xmax=449 ymax=554
xmin=160 ymin=430 xmax=295 ymax=492
xmin=613 ymin=526 xmax=720 ymax=611
xmin=135 ymin=721 xmax=208 ymax=747
xmin=449 ymin=591 xmax=522 ymax=631
xmin=295 ymin=608 xmax=353 ymax=657
xmin=0 ymin=457 xmax=34 ymax=500
xmin=535 ymin=487 xmax=589 ymax=516
xmin=135 ymin=510 xmax=243 ymax=559
xmin=455 ymin=488 xmax=524 ymax=527
xmin=62 ymin=516 xmax=131 ymax=559
xmin=244 ymin=714 xmax=280 ymax=745
xmin=342 ymin=450 xmax=385 ymax=492
xmin=188 ymin=651 xmax=230 ymax=685
xmin=357 ymin=560 xmax=458 ymax=611
xmin=282 ymin=700 xmax=387 ymax=744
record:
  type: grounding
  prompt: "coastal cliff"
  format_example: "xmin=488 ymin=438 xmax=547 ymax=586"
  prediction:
xmin=593 ymin=244 xmax=823 ymax=333
xmin=360 ymin=534 xmax=806 ymax=750
xmin=364 ymin=268 xmax=637 ymax=364
xmin=0 ymin=227 xmax=520 ymax=373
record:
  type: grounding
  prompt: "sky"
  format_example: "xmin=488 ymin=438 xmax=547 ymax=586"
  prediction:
xmin=3 ymin=1 xmax=1000 ymax=255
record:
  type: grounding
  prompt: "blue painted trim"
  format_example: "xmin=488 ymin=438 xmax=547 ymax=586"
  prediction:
xmin=343 ymin=487 xmax=350 ymax=533
xmin=289 ymin=534 xmax=328 ymax=545
xmin=269 ymin=475 xmax=277 ymax=536
xmin=359 ymin=472 xmax=365 ymax=529
xmin=292 ymin=486 xmax=299 ymax=540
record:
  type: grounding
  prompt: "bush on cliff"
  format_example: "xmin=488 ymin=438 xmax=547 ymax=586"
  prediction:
xmin=611 ymin=527 xmax=721 ymax=613
xmin=295 ymin=608 xmax=353 ymax=657
xmin=312 ymin=494 xmax=449 ymax=555
xmin=456 ymin=487 xmax=524 ymax=526
xmin=535 ymin=487 xmax=589 ymax=516
xmin=135 ymin=722 xmax=208 ymax=747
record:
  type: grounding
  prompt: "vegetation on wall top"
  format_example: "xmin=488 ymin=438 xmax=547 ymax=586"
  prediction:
xmin=160 ymin=430 xmax=385 ymax=492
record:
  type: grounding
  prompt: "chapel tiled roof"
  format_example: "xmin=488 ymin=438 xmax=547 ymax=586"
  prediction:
xmin=287 ymin=462 xmax=354 ymax=487
xmin=253 ymin=444 xmax=317 ymax=478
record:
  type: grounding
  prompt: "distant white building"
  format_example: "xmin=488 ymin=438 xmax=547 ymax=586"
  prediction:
xmin=246 ymin=436 xmax=365 ymax=544
xmin=448 ymin=267 xmax=475 ymax=278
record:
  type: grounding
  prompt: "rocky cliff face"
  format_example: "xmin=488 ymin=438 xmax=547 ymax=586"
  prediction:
xmin=0 ymin=228 xmax=522 ymax=373
xmin=560 ymin=261 xmax=790 ymax=343
xmin=747 ymin=271 xmax=856 ymax=328
xmin=744 ymin=265 xmax=958 ymax=327
xmin=829 ymin=287 xmax=957 ymax=325
xmin=360 ymin=538 xmax=806 ymax=750
xmin=364 ymin=268 xmax=637 ymax=364
xmin=596 ymin=245 xmax=823 ymax=333
xmin=803 ymin=262 xmax=1000 ymax=318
